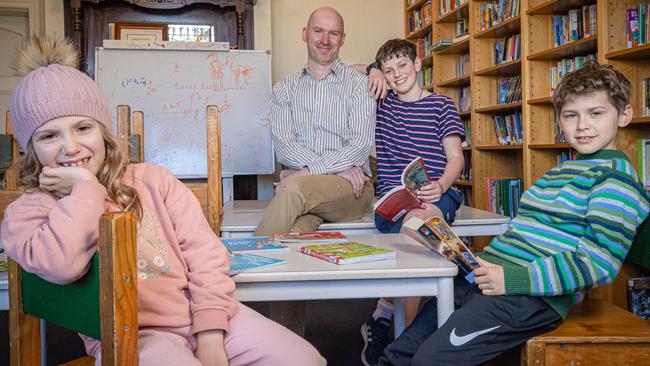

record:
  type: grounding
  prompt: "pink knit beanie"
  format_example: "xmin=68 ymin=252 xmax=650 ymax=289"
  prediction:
xmin=10 ymin=36 xmax=111 ymax=149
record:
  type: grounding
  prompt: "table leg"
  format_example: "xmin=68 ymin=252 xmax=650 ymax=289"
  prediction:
xmin=437 ymin=277 xmax=454 ymax=328
xmin=393 ymin=297 xmax=406 ymax=338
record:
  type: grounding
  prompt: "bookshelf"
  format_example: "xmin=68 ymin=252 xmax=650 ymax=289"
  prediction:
xmin=403 ymin=0 xmax=650 ymax=308
xmin=423 ymin=0 xmax=473 ymax=205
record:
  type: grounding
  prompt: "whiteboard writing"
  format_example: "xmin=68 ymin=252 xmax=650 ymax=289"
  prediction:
xmin=95 ymin=48 xmax=274 ymax=177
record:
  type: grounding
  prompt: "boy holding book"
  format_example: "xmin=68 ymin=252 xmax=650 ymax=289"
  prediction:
xmin=376 ymin=62 xmax=650 ymax=366
xmin=361 ymin=39 xmax=465 ymax=366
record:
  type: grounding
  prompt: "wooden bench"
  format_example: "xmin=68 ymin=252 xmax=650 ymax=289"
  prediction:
xmin=219 ymin=200 xmax=511 ymax=238
xmin=523 ymin=299 xmax=650 ymax=366
xmin=523 ymin=218 xmax=650 ymax=366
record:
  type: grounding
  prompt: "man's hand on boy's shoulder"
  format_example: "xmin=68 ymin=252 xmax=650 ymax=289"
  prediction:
xmin=368 ymin=68 xmax=388 ymax=100
xmin=474 ymin=257 xmax=505 ymax=296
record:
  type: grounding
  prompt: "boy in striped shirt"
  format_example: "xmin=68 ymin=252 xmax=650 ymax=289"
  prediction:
xmin=362 ymin=39 xmax=465 ymax=366
xmin=377 ymin=62 xmax=650 ymax=366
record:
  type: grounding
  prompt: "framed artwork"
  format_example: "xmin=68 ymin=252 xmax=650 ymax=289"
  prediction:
xmin=115 ymin=22 xmax=168 ymax=41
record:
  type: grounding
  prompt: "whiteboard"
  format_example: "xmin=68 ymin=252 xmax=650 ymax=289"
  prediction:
xmin=95 ymin=47 xmax=274 ymax=177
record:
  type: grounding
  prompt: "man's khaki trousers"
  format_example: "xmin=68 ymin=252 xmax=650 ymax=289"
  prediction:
xmin=254 ymin=171 xmax=374 ymax=236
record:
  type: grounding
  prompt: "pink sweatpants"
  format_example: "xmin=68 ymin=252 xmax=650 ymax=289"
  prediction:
xmin=84 ymin=303 xmax=326 ymax=366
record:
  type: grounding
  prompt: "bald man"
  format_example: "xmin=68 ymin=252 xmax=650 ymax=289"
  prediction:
xmin=255 ymin=7 xmax=376 ymax=235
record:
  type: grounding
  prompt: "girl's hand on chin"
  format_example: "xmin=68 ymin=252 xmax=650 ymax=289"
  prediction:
xmin=39 ymin=166 xmax=97 ymax=196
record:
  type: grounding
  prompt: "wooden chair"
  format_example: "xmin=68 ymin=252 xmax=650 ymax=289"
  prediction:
xmin=522 ymin=218 xmax=650 ymax=366
xmin=5 ymin=108 xmax=138 ymax=365
xmin=115 ymin=105 xmax=223 ymax=232
xmin=8 ymin=211 xmax=138 ymax=366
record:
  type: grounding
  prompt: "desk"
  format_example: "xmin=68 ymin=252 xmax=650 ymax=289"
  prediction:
xmin=233 ymin=233 xmax=458 ymax=336
xmin=220 ymin=200 xmax=510 ymax=238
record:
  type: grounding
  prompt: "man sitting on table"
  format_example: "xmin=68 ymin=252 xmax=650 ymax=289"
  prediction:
xmin=255 ymin=6 xmax=378 ymax=236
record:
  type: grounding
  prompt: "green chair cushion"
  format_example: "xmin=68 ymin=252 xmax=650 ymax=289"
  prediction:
xmin=21 ymin=252 xmax=100 ymax=339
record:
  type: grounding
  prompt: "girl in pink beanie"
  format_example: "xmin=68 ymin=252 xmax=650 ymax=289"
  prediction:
xmin=2 ymin=35 xmax=325 ymax=366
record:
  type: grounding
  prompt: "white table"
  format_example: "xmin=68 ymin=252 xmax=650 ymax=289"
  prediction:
xmin=232 ymin=233 xmax=458 ymax=336
xmin=220 ymin=200 xmax=510 ymax=238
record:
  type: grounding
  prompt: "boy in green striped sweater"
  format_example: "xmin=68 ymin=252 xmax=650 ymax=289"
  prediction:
xmin=378 ymin=62 xmax=650 ymax=366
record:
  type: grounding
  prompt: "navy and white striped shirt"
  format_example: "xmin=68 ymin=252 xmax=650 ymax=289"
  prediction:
xmin=269 ymin=58 xmax=376 ymax=176
xmin=375 ymin=91 xmax=464 ymax=197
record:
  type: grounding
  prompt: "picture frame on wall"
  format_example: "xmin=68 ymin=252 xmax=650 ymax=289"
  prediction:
xmin=114 ymin=22 xmax=168 ymax=41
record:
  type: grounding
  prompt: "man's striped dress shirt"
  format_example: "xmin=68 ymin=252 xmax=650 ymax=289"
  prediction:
xmin=269 ymin=58 xmax=376 ymax=176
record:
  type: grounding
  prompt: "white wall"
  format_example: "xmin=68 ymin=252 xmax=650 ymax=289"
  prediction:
xmin=259 ymin=0 xmax=404 ymax=83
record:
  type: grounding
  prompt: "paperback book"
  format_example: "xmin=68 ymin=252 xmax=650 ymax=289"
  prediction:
xmin=270 ymin=231 xmax=348 ymax=244
xmin=373 ymin=157 xmax=431 ymax=222
xmin=403 ymin=216 xmax=480 ymax=283
xmin=298 ymin=242 xmax=396 ymax=265
xmin=628 ymin=276 xmax=650 ymax=319
xmin=221 ymin=237 xmax=288 ymax=253
xmin=228 ymin=253 xmax=286 ymax=275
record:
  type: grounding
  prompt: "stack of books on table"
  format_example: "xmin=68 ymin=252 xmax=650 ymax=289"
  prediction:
xmin=222 ymin=232 xmax=397 ymax=268
xmin=221 ymin=237 xmax=288 ymax=276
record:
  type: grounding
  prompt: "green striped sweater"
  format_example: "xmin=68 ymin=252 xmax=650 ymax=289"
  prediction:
xmin=481 ymin=150 xmax=649 ymax=318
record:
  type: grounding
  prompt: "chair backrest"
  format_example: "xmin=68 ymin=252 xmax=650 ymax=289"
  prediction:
xmin=116 ymin=105 xmax=144 ymax=163
xmin=115 ymin=105 xmax=223 ymax=232
xmin=9 ymin=211 xmax=138 ymax=366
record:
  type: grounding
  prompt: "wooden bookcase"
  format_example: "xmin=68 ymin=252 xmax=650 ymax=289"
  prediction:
xmin=404 ymin=0 xmax=650 ymax=309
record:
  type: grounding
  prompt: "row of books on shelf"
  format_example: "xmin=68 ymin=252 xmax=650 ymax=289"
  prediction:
xmin=486 ymin=177 xmax=523 ymax=218
xmin=461 ymin=119 xmax=471 ymax=147
xmin=478 ymin=0 xmax=520 ymax=32
xmin=457 ymin=54 xmax=470 ymax=78
xmin=459 ymin=150 xmax=472 ymax=181
xmin=557 ymin=150 xmax=577 ymax=165
xmin=458 ymin=186 xmax=473 ymax=206
xmin=422 ymin=67 xmax=434 ymax=89
xmin=416 ymin=33 xmax=434 ymax=58
xmin=456 ymin=19 xmax=469 ymax=38
xmin=549 ymin=53 xmax=597 ymax=95
xmin=638 ymin=78 xmax=650 ymax=117
xmin=637 ymin=139 xmax=650 ymax=188
xmin=627 ymin=3 xmax=650 ymax=48
xmin=552 ymin=5 xmax=597 ymax=48
xmin=497 ymin=75 xmax=522 ymax=104
xmin=554 ymin=118 xmax=566 ymax=144
xmin=408 ymin=1 xmax=433 ymax=33
xmin=491 ymin=111 xmax=523 ymax=146
xmin=439 ymin=0 xmax=468 ymax=17
xmin=458 ymin=86 xmax=471 ymax=112
xmin=494 ymin=34 xmax=520 ymax=65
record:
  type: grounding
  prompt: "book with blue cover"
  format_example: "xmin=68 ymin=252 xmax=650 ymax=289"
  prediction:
xmin=221 ymin=237 xmax=288 ymax=253
xmin=228 ymin=253 xmax=286 ymax=275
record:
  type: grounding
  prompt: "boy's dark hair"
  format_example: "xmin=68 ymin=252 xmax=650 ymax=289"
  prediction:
xmin=375 ymin=39 xmax=417 ymax=65
xmin=552 ymin=61 xmax=631 ymax=114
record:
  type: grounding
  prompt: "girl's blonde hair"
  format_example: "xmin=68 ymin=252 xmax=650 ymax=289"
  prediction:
xmin=17 ymin=123 xmax=141 ymax=217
